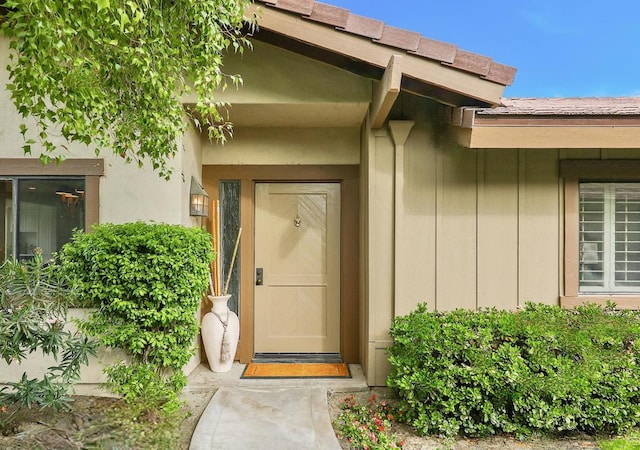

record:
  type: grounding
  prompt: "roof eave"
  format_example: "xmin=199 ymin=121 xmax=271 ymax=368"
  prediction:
xmin=448 ymin=107 xmax=640 ymax=149
xmin=250 ymin=5 xmax=508 ymax=107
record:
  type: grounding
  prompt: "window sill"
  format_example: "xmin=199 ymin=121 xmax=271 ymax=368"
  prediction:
xmin=560 ymin=296 xmax=640 ymax=310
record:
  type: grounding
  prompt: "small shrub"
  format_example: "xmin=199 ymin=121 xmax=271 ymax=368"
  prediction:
xmin=104 ymin=400 xmax=187 ymax=449
xmin=387 ymin=302 xmax=640 ymax=438
xmin=0 ymin=251 xmax=97 ymax=430
xmin=59 ymin=222 xmax=214 ymax=412
xmin=333 ymin=393 xmax=404 ymax=449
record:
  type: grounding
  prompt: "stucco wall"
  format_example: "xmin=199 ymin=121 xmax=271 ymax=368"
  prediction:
xmin=0 ymin=308 xmax=204 ymax=385
xmin=202 ymin=127 xmax=360 ymax=165
xmin=0 ymin=309 xmax=126 ymax=385
xmin=0 ymin=36 xmax=203 ymax=228
xmin=183 ymin=40 xmax=371 ymax=107
xmin=0 ymin=35 xmax=206 ymax=377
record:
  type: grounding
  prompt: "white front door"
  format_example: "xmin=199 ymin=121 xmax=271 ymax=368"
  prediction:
xmin=254 ymin=182 xmax=340 ymax=353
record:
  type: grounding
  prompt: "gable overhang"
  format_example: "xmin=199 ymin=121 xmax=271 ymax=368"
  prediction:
xmin=250 ymin=5 xmax=508 ymax=108
xmin=450 ymin=108 xmax=640 ymax=149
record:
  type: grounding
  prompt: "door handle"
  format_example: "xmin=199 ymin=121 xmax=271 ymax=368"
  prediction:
xmin=256 ymin=268 xmax=263 ymax=286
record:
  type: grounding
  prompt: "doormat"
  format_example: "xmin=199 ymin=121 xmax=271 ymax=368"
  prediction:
xmin=241 ymin=363 xmax=351 ymax=379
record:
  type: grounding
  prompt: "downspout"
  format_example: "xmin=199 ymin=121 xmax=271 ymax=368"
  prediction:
xmin=388 ymin=120 xmax=414 ymax=317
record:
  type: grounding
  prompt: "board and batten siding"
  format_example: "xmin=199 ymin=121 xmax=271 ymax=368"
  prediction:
xmin=364 ymin=108 xmax=640 ymax=384
xmin=366 ymin=125 xmax=563 ymax=315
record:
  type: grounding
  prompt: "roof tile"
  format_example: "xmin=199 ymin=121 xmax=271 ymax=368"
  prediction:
xmin=267 ymin=0 xmax=314 ymax=16
xmin=410 ymin=37 xmax=456 ymax=63
xmin=305 ymin=2 xmax=349 ymax=28
xmin=255 ymin=0 xmax=516 ymax=89
xmin=483 ymin=63 xmax=517 ymax=86
xmin=374 ymin=26 xmax=421 ymax=52
xmin=340 ymin=13 xmax=384 ymax=40
xmin=445 ymin=49 xmax=492 ymax=76
xmin=478 ymin=97 xmax=640 ymax=115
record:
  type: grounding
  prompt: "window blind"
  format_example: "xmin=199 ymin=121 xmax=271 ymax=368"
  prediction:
xmin=579 ymin=183 xmax=640 ymax=293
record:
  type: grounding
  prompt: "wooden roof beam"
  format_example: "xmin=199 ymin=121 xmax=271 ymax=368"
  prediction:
xmin=371 ymin=55 xmax=402 ymax=129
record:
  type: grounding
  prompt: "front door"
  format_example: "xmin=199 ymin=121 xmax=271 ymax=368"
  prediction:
xmin=254 ymin=182 xmax=340 ymax=353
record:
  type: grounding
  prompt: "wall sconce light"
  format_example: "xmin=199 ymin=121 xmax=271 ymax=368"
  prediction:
xmin=190 ymin=177 xmax=209 ymax=217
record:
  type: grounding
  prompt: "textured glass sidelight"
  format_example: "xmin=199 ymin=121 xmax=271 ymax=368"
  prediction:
xmin=220 ymin=180 xmax=241 ymax=315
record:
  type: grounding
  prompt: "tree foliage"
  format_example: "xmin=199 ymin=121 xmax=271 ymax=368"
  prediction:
xmin=2 ymin=0 xmax=255 ymax=179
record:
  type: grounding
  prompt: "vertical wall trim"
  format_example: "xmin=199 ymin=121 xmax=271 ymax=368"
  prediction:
xmin=85 ymin=176 xmax=100 ymax=230
xmin=388 ymin=121 xmax=415 ymax=317
xmin=517 ymin=149 xmax=524 ymax=307
xmin=476 ymin=150 xmax=485 ymax=311
xmin=435 ymin=144 xmax=444 ymax=311
xmin=563 ymin=179 xmax=579 ymax=297
xmin=516 ymin=150 xmax=521 ymax=308
xmin=558 ymin=156 xmax=565 ymax=298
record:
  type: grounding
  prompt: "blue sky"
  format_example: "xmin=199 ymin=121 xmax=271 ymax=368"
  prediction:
xmin=326 ymin=1 xmax=640 ymax=98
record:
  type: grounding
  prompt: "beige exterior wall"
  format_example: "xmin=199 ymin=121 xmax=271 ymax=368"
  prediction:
xmin=0 ymin=308 xmax=203 ymax=384
xmin=199 ymin=41 xmax=369 ymax=167
xmin=363 ymin=93 xmax=640 ymax=385
xmin=9 ymin=29 xmax=640 ymax=390
xmin=183 ymin=40 xmax=371 ymax=128
xmin=0 ymin=36 xmax=203 ymax=229
xmin=201 ymin=127 xmax=360 ymax=165
xmin=0 ymin=309 xmax=127 ymax=385
xmin=188 ymin=41 xmax=371 ymax=106
xmin=1 ymin=34 xmax=366 ymax=384
xmin=0 ymin=36 xmax=205 ymax=381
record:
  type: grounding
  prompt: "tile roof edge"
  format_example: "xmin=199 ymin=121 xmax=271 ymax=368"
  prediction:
xmin=469 ymin=97 xmax=640 ymax=116
xmin=253 ymin=0 xmax=516 ymax=86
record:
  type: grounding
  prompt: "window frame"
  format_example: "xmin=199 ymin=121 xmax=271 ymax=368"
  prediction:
xmin=3 ymin=175 xmax=88 ymax=261
xmin=0 ymin=159 xmax=102 ymax=258
xmin=561 ymin=159 xmax=640 ymax=309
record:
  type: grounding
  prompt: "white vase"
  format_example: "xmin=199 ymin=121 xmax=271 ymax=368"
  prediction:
xmin=201 ymin=294 xmax=239 ymax=372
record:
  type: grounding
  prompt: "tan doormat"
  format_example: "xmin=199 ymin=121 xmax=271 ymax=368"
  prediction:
xmin=241 ymin=362 xmax=351 ymax=379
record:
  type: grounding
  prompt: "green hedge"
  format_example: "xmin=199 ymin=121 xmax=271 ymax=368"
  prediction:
xmin=59 ymin=222 xmax=214 ymax=410
xmin=387 ymin=303 xmax=640 ymax=438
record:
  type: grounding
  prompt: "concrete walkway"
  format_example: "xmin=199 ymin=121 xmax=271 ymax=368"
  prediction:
xmin=187 ymin=363 xmax=368 ymax=450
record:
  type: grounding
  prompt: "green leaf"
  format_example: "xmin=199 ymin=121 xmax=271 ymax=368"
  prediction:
xmin=95 ymin=0 xmax=110 ymax=11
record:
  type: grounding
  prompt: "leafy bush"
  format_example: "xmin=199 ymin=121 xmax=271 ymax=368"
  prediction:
xmin=387 ymin=303 xmax=640 ymax=438
xmin=0 ymin=251 xmax=97 ymax=429
xmin=59 ymin=222 xmax=214 ymax=411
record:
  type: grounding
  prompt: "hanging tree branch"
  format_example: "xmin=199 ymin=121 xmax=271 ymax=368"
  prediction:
xmin=1 ymin=0 xmax=256 ymax=179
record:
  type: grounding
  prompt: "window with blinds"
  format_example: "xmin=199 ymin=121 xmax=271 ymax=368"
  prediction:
xmin=579 ymin=183 xmax=640 ymax=293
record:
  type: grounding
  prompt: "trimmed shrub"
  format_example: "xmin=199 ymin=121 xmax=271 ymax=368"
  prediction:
xmin=387 ymin=302 xmax=640 ymax=438
xmin=59 ymin=222 xmax=214 ymax=411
